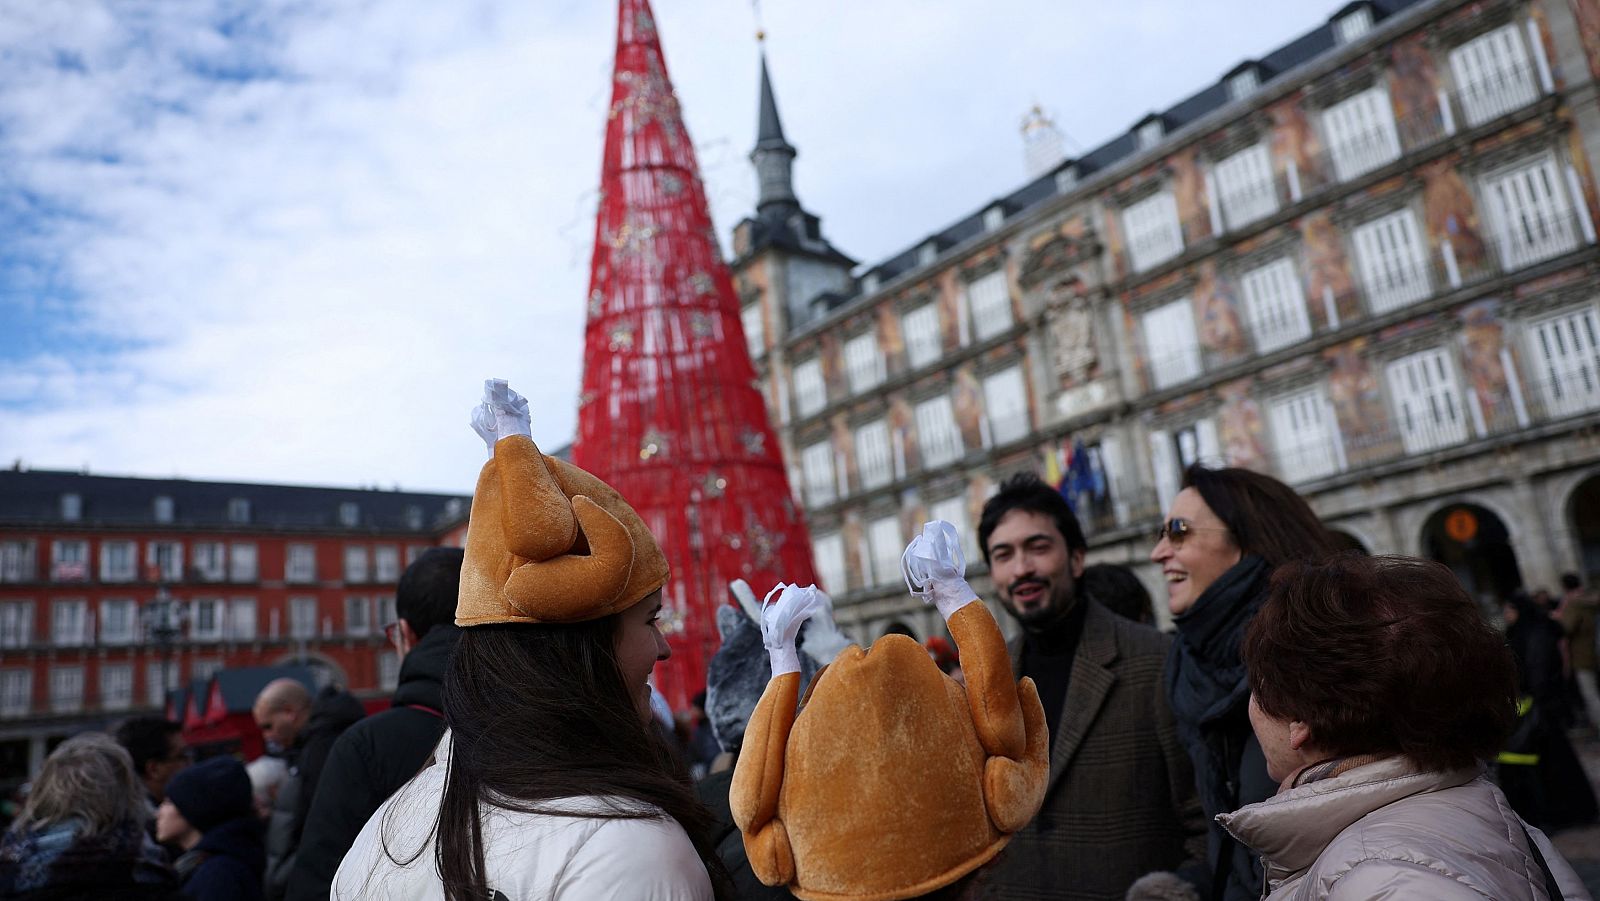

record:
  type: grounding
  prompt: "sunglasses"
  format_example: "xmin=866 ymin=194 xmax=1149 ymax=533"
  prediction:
xmin=1155 ymin=517 xmax=1229 ymax=547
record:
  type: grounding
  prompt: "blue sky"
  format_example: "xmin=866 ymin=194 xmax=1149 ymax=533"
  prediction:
xmin=0 ymin=0 xmax=1337 ymax=493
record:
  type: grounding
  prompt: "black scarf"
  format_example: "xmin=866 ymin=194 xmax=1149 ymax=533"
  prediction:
xmin=1165 ymin=554 xmax=1271 ymax=747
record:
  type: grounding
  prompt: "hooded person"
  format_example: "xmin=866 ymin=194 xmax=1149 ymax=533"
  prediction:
xmin=333 ymin=379 xmax=727 ymax=900
xmin=732 ymin=521 xmax=1050 ymax=901
xmin=158 ymin=756 xmax=265 ymax=901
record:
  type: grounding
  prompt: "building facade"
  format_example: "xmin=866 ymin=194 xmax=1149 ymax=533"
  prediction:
xmin=735 ymin=0 xmax=1600 ymax=640
xmin=0 ymin=469 xmax=467 ymax=781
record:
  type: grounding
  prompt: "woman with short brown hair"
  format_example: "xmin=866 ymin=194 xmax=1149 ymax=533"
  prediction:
xmin=1223 ymin=554 xmax=1589 ymax=899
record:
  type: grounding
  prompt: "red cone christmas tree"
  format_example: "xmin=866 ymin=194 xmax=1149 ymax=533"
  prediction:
xmin=573 ymin=0 xmax=818 ymax=709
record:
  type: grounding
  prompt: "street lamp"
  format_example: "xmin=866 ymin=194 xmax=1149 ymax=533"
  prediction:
xmin=141 ymin=562 xmax=185 ymax=710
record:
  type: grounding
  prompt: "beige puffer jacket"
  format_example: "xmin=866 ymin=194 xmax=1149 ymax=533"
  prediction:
xmin=1217 ymin=756 xmax=1591 ymax=900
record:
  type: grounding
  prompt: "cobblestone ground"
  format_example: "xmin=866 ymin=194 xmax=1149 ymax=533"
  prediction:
xmin=1549 ymin=735 xmax=1600 ymax=895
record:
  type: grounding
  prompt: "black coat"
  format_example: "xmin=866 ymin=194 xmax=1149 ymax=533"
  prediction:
xmin=177 ymin=817 xmax=264 ymax=901
xmin=284 ymin=625 xmax=459 ymax=901
xmin=264 ymin=687 xmax=365 ymax=900
xmin=695 ymin=765 xmax=796 ymax=901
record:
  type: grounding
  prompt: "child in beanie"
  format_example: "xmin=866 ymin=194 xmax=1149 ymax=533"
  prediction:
xmin=158 ymin=756 xmax=265 ymax=901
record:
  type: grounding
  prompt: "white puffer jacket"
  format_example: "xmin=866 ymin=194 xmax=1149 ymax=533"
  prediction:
xmin=1217 ymin=756 xmax=1590 ymax=900
xmin=332 ymin=731 xmax=713 ymax=900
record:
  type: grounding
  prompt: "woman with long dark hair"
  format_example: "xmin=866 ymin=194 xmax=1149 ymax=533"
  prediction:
xmin=334 ymin=381 xmax=727 ymax=900
xmin=1147 ymin=464 xmax=1336 ymax=901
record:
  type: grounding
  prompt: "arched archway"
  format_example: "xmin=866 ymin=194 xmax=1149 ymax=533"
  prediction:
xmin=1328 ymin=530 xmax=1369 ymax=554
xmin=1568 ymin=472 xmax=1600 ymax=583
xmin=1422 ymin=503 xmax=1523 ymax=611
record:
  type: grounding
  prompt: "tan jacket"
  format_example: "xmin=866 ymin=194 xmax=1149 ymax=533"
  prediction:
xmin=1218 ymin=756 xmax=1590 ymax=900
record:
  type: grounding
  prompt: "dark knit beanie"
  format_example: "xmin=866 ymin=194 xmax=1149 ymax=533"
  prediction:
xmin=166 ymin=756 xmax=252 ymax=833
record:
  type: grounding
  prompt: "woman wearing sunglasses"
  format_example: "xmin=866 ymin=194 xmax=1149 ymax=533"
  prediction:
xmin=1150 ymin=464 xmax=1335 ymax=901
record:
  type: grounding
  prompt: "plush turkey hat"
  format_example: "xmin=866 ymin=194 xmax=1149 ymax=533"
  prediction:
xmin=731 ymin=601 xmax=1049 ymax=901
xmin=456 ymin=434 xmax=670 ymax=626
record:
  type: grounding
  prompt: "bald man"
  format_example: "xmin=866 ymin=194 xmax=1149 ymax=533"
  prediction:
xmin=258 ymin=678 xmax=365 ymax=900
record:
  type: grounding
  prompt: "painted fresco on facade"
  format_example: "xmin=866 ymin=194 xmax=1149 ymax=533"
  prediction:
xmin=1216 ymin=379 xmax=1268 ymax=470
xmin=1457 ymin=299 xmax=1516 ymax=430
xmin=1419 ymin=158 xmax=1490 ymax=278
xmin=935 ymin=268 xmax=963 ymax=351
xmin=1046 ymin=276 xmax=1102 ymax=388
xmin=841 ymin=513 xmax=864 ymax=592
xmin=831 ymin=414 xmax=855 ymax=490
xmin=1387 ymin=33 xmax=1442 ymax=146
xmin=952 ymin=364 xmax=985 ymax=450
xmin=817 ymin=331 xmax=843 ymax=400
xmin=1325 ymin=338 xmax=1392 ymax=464
xmin=877 ymin=304 xmax=905 ymax=371
xmin=1300 ymin=211 xmax=1360 ymax=328
xmin=1569 ymin=125 xmax=1600 ymax=229
xmin=1171 ymin=148 xmax=1210 ymax=244
xmin=888 ymin=395 xmax=915 ymax=472
xmin=1571 ymin=0 xmax=1600 ymax=82
xmin=1267 ymin=93 xmax=1324 ymax=192
xmin=1195 ymin=262 xmax=1249 ymax=364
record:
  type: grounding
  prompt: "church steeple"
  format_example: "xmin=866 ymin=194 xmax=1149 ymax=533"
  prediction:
xmin=751 ymin=52 xmax=799 ymax=214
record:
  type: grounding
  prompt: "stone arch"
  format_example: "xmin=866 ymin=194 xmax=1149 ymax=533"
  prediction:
xmin=1419 ymin=501 xmax=1524 ymax=612
xmin=1563 ymin=468 xmax=1600 ymax=584
xmin=267 ymin=650 xmax=348 ymax=691
xmin=1394 ymin=489 xmax=1523 ymax=558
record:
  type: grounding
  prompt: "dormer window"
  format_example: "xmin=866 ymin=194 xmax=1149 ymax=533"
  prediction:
xmin=1333 ymin=5 xmax=1373 ymax=44
xmin=917 ymin=242 xmax=939 ymax=268
xmin=862 ymin=272 xmax=881 ymax=295
xmin=226 ymin=498 xmax=250 ymax=524
xmin=1227 ymin=67 xmax=1260 ymax=101
xmin=405 ymin=505 xmax=424 ymax=530
xmin=153 ymin=495 xmax=174 ymax=524
xmin=60 ymin=494 xmax=81 ymax=522
xmin=338 ymin=502 xmax=360 ymax=528
xmin=1054 ymin=165 xmax=1079 ymax=194
xmin=1136 ymin=118 xmax=1164 ymax=151
xmin=983 ymin=205 xmax=1006 ymax=232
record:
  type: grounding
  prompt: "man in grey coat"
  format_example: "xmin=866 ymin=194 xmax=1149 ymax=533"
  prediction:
xmin=976 ymin=474 xmax=1207 ymax=900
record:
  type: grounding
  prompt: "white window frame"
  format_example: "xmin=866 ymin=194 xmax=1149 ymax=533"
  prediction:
xmin=50 ymin=540 xmax=89 ymax=583
xmin=191 ymin=659 xmax=223 ymax=683
xmin=914 ymin=395 xmax=963 ymax=469
xmin=49 ymin=665 xmax=84 ymax=714
xmin=153 ymin=495 xmax=174 ymax=524
xmin=0 ymin=602 xmax=32 ymax=649
xmin=192 ymin=542 xmax=225 ymax=582
xmin=50 ymin=599 xmax=88 ymax=647
xmin=285 ymin=544 xmax=317 ymax=584
xmin=1322 ymin=85 xmax=1401 ymax=182
xmin=928 ymin=495 xmax=980 ymax=571
xmin=1352 ymin=208 xmax=1432 ymax=313
xmin=60 ymin=493 xmax=81 ymax=522
xmin=98 ymin=598 xmax=137 ymax=646
xmin=1227 ymin=68 xmax=1260 ymax=101
xmin=344 ymin=546 xmax=370 ymax=584
xmin=1386 ymin=348 xmax=1471 ymax=454
xmin=146 ymin=661 xmax=169 ymax=708
xmin=229 ymin=597 xmax=257 ymax=642
xmin=1527 ymin=306 xmax=1600 ymax=418
xmin=0 ymin=540 xmax=36 ymax=583
xmin=1240 ymin=258 xmax=1313 ymax=354
xmin=982 ymin=367 xmax=1030 ymax=446
xmin=289 ymin=597 xmax=318 ymax=640
xmin=902 ymin=304 xmax=942 ymax=370
xmin=800 ymin=442 xmax=836 ymax=507
xmin=967 ymin=270 xmax=1014 ymax=341
xmin=1122 ymin=190 xmax=1185 ymax=273
xmin=0 ymin=670 xmax=30 ymax=718
xmin=793 ymin=358 xmax=826 ymax=418
xmin=741 ymin=303 xmax=765 ymax=361
xmin=843 ymin=331 xmax=887 ymax=394
xmin=99 ymin=540 xmax=137 ymax=583
xmin=378 ymin=651 xmax=400 ymax=692
xmin=1214 ymin=143 xmax=1279 ymax=230
xmin=865 ymin=516 xmax=903 ymax=587
xmin=1450 ymin=24 xmax=1539 ymax=127
xmin=189 ymin=598 xmax=225 ymax=642
xmin=1268 ymin=386 xmax=1346 ymax=484
xmin=345 ymin=596 xmax=372 ymax=637
xmin=227 ymin=497 xmax=251 ymax=524
xmin=99 ymin=663 xmax=133 ymax=712
xmin=811 ymin=533 xmax=847 ymax=595
xmin=339 ymin=502 xmax=361 ymax=528
xmin=1334 ymin=6 xmax=1373 ymax=44
xmin=374 ymin=545 xmax=400 ymax=583
xmin=228 ymin=542 xmax=257 ymax=582
xmin=146 ymin=541 xmax=183 ymax=583
xmin=1482 ymin=154 xmax=1580 ymax=272
xmin=854 ymin=420 xmax=893 ymax=491
xmin=1142 ymin=299 xmax=1203 ymax=389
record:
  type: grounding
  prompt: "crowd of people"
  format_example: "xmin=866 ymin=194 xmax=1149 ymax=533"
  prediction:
xmin=2 ymin=378 xmax=1597 ymax=900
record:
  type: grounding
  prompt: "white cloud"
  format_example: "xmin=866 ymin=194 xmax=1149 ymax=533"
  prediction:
xmin=0 ymin=0 xmax=1335 ymax=493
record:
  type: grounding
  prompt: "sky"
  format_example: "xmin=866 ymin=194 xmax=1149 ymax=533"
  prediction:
xmin=0 ymin=0 xmax=1340 ymax=495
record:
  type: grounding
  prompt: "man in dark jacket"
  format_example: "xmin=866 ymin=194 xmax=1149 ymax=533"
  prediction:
xmin=158 ymin=755 xmax=265 ymax=901
xmin=285 ymin=547 xmax=464 ymax=901
xmin=261 ymin=681 xmax=365 ymax=899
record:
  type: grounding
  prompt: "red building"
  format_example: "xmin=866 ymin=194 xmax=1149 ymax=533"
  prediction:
xmin=0 ymin=467 xmax=468 ymax=783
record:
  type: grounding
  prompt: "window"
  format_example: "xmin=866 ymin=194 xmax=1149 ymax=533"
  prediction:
xmin=843 ymin=332 xmax=886 ymax=394
xmin=862 ymin=272 xmax=881 ymax=295
xmin=51 ymin=599 xmax=88 ymax=647
xmin=1268 ymin=387 xmax=1345 ymax=483
xmin=376 ymin=596 xmax=397 ymax=630
xmin=227 ymin=497 xmax=250 ymax=524
xmin=374 ymin=546 xmax=400 ymax=583
xmin=146 ymin=661 xmax=170 ymax=708
xmin=229 ymin=542 xmax=257 ymax=582
xmin=99 ymin=599 xmax=136 ymax=645
xmin=1334 ymin=5 xmax=1373 ymax=44
xmin=0 ymin=603 xmax=31 ymax=648
xmin=914 ymin=396 xmax=963 ymax=469
xmin=378 ymin=651 xmax=400 ymax=692
xmin=1142 ymin=299 xmax=1203 ymax=389
xmin=146 ymin=541 xmax=183 ymax=582
xmin=1214 ymin=144 xmax=1278 ymax=229
xmin=49 ymin=666 xmax=83 ymax=714
xmin=191 ymin=659 xmax=222 ymax=683
xmin=865 ymin=516 xmax=903 ymax=587
xmin=1240 ymin=258 xmax=1313 ymax=353
xmin=1482 ymin=155 xmax=1580 ymax=271
xmin=153 ymin=495 xmax=174 ymax=524
xmin=1175 ymin=420 xmax=1224 ymax=470
xmin=192 ymin=542 xmax=225 ymax=582
xmin=800 ymin=442 xmax=836 ymax=507
xmin=967 ymin=271 xmax=1014 ymax=341
xmin=344 ymin=546 xmax=370 ymax=584
xmin=918 ymin=242 xmax=939 ymax=267
xmin=60 ymin=493 xmax=82 ymax=522
xmin=928 ymin=495 xmax=980 ymax=570
xmin=289 ymin=597 xmax=318 ymax=640
xmin=902 ymin=304 xmax=942 ymax=369
xmin=1527 ymin=307 xmax=1600 ymax=417
xmin=1136 ymin=119 xmax=1164 ymax=150
xmin=1322 ymin=86 xmax=1401 ymax=181
xmin=50 ymin=540 xmax=88 ymax=582
xmin=793 ymin=359 xmax=826 ymax=417
xmin=1227 ymin=68 xmax=1260 ymax=101
xmin=1450 ymin=24 xmax=1538 ymax=127
xmin=229 ymin=598 xmax=257 ymax=642
xmin=0 ymin=671 xmax=30 ymax=718
xmin=1055 ymin=166 xmax=1079 ymax=194
xmin=983 ymin=367 xmax=1030 ymax=446
xmin=811 ymin=533 xmax=847 ymax=594
xmin=99 ymin=540 xmax=137 ymax=583
xmin=405 ymin=505 xmax=424 ymax=530
xmin=1387 ymin=349 xmax=1469 ymax=453
xmin=983 ymin=205 xmax=1006 ymax=232
xmin=339 ymin=502 xmax=361 ymax=528
xmin=345 ymin=597 xmax=371 ymax=637
xmin=854 ymin=421 xmax=893 ymax=491
xmin=286 ymin=544 xmax=317 ymax=584
xmin=0 ymin=541 xmax=36 ymax=583
xmin=189 ymin=599 xmax=225 ymax=642
xmin=1352 ymin=208 xmax=1431 ymax=313
xmin=100 ymin=664 xmax=133 ymax=712
xmin=406 ymin=545 xmax=429 ymax=566
xmin=1122 ymin=190 xmax=1185 ymax=273
xmin=741 ymin=304 xmax=765 ymax=360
